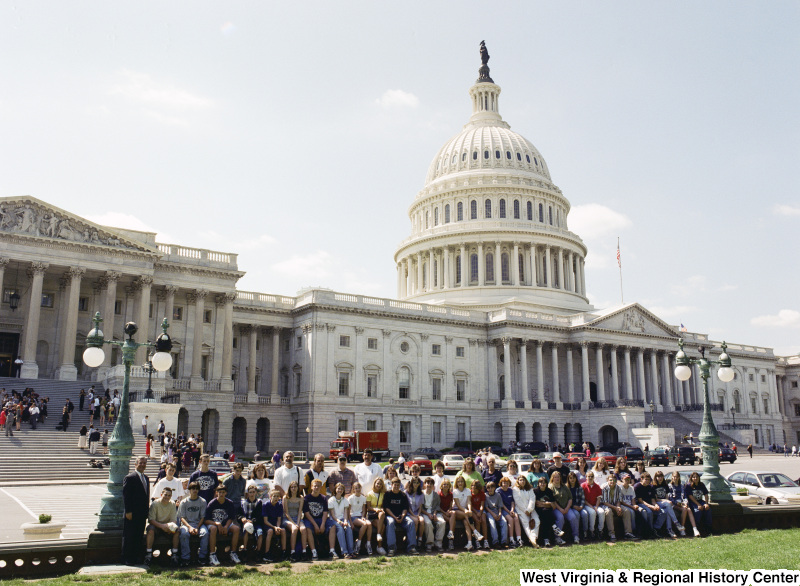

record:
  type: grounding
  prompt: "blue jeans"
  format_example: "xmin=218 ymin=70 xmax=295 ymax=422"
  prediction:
xmin=385 ymin=516 xmax=416 ymax=550
xmin=333 ymin=521 xmax=354 ymax=555
xmin=553 ymin=509 xmax=580 ymax=537
xmin=179 ymin=524 xmax=209 ymax=560
xmin=486 ymin=513 xmax=508 ymax=544
xmin=637 ymin=506 xmax=654 ymax=536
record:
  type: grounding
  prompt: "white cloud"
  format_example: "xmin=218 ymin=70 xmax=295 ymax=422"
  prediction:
xmin=568 ymin=204 xmax=631 ymax=240
xmin=375 ymin=89 xmax=420 ymax=109
xmin=110 ymin=70 xmax=214 ymax=110
xmin=271 ymin=250 xmax=333 ymax=279
xmin=750 ymin=309 xmax=800 ymax=328
xmin=773 ymin=204 xmax=800 ymax=217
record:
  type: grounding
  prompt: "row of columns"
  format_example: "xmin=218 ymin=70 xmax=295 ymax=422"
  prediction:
xmin=238 ymin=325 xmax=282 ymax=397
xmin=397 ymin=241 xmax=586 ymax=298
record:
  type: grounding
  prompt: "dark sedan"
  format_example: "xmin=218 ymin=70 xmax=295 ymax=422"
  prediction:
xmin=646 ymin=448 xmax=669 ymax=467
xmin=719 ymin=447 xmax=737 ymax=463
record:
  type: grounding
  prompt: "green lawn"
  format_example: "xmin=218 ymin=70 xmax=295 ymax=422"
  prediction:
xmin=11 ymin=529 xmax=800 ymax=586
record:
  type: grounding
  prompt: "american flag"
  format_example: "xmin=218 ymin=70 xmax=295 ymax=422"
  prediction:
xmin=680 ymin=323 xmax=688 ymax=332
xmin=616 ymin=244 xmax=621 ymax=268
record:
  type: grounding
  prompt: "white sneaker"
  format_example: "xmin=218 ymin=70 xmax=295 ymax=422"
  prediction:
xmin=229 ymin=552 xmax=241 ymax=565
xmin=693 ymin=527 xmax=701 ymax=537
xmin=675 ymin=523 xmax=685 ymax=532
xmin=365 ymin=542 xmax=372 ymax=555
xmin=555 ymin=536 xmax=566 ymax=546
xmin=473 ymin=531 xmax=484 ymax=542
xmin=465 ymin=541 xmax=473 ymax=551
xmin=483 ymin=539 xmax=490 ymax=549
xmin=679 ymin=528 xmax=686 ymax=536
xmin=209 ymin=553 xmax=220 ymax=566
xmin=447 ymin=530 xmax=454 ymax=540
xmin=330 ymin=549 xmax=338 ymax=559
xmin=354 ymin=539 xmax=361 ymax=554
xmin=552 ymin=524 xmax=565 ymax=537
xmin=376 ymin=546 xmax=386 ymax=556
xmin=376 ymin=534 xmax=383 ymax=543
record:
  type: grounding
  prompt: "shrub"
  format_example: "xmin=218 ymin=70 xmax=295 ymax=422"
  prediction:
xmin=39 ymin=514 xmax=52 ymax=524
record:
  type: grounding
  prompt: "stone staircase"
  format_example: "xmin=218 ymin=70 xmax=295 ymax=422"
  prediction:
xmin=653 ymin=409 xmax=760 ymax=451
xmin=0 ymin=377 xmax=152 ymax=484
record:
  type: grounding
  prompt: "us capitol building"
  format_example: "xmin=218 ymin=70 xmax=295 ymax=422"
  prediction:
xmin=2 ymin=47 xmax=799 ymax=455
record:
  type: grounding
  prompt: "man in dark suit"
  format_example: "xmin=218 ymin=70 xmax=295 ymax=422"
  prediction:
xmin=122 ymin=456 xmax=150 ymax=565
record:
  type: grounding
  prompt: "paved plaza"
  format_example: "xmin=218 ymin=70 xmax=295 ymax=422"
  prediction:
xmin=0 ymin=454 xmax=799 ymax=545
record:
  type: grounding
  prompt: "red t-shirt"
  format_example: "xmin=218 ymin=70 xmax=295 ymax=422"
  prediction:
xmin=582 ymin=481 xmax=602 ymax=507
xmin=438 ymin=490 xmax=453 ymax=512
xmin=470 ymin=491 xmax=486 ymax=511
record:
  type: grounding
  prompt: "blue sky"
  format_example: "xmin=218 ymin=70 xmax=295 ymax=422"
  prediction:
xmin=1 ymin=2 xmax=798 ymax=354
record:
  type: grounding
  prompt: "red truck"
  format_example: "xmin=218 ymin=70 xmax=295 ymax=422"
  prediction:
xmin=329 ymin=430 xmax=390 ymax=462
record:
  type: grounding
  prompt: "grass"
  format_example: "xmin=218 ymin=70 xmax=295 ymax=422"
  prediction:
xmin=7 ymin=529 xmax=800 ymax=586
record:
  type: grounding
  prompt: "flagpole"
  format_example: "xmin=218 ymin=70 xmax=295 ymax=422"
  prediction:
xmin=617 ymin=236 xmax=624 ymax=305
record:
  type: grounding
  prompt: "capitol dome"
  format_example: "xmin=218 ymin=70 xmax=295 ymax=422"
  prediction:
xmin=394 ymin=45 xmax=592 ymax=315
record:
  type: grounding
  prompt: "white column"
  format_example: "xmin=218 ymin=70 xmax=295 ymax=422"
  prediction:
xmin=662 ymin=352 xmax=674 ymax=410
xmin=416 ymin=252 xmax=423 ymax=292
xmin=650 ymin=351 xmax=660 ymax=407
xmin=580 ymin=258 xmax=586 ymax=295
xmin=557 ymin=248 xmax=564 ymax=289
xmin=624 ymin=346 xmax=633 ymax=401
xmin=397 ymin=262 xmax=403 ymax=298
xmin=535 ymin=341 xmax=544 ymax=402
xmin=512 ymin=242 xmax=520 ymax=286
xmin=477 ymin=242 xmax=485 ymax=285
xmin=610 ymin=345 xmax=619 ymax=401
xmin=459 ymin=244 xmax=466 ymax=287
xmin=495 ymin=242 xmax=501 ymax=285
xmin=135 ymin=276 xmax=153 ymax=365
xmin=429 ymin=249 xmax=435 ymax=290
xmin=271 ymin=328 xmax=280 ymax=396
xmin=581 ymin=342 xmax=591 ymax=402
xmin=520 ymin=340 xmax=528 ymax=403
xmin=21 ymin=262 xmax=49 ymax=378
xmin=99 ymin=272 xmax=122 ymax=368
xmin=595 ymin=344 xmax=605 ymax=401
xmin=190 ymin=289 xmax=208 ymax=382
xmin=57 ymin=266 xmax=85 ymax=380
xmin=503 ymin=337 xmax=512 ymax=401
xmin=545 ymin=246 xmax=553 ymax=287
xmin=551 ymin=343 xmax=560 ymax=402
xmin=488 ymin=341 xmax=499 ymax=402
xmin=637 ymin=349 xmax=647 ymax=403
xmin=443 ymin=249 xmax=450 ymax=290
xmin=220 ymin=293 xmax=235 ymax=384
xmin=248 ymin=326 xmax=258 ymax=395
xmin=566 ymin=345 xmax=575 ymax=404
xmin=568 ymin=252 xmax=575 ymax=292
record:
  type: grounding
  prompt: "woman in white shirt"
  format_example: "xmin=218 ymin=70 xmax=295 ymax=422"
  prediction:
xmin=503 ymin=460 xmax=521 ymax=485
xmin=591 ymin=457 xmax=612 ymax=488
xmin=348 ymin=481 xmax=372 ymax=555
xmin=328 ymin=482 xmax=354 ymax=559
xmin=512 ymin=475 xmax=540 ymax=548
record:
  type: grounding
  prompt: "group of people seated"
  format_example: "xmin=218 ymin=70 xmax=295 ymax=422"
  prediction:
xmin=140 ymin=449 xmax=713 ymax=566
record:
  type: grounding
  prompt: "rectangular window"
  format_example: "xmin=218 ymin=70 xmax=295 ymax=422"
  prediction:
xmin=200 ymin=355 xmax=209 ymax=380
xmin=456 ymin=346 xmax=465 ymax=358
xmin=296 ymin=336 xmax=302 ymax=349
xmin=751 ymin=397 xmax=757 ymax=413
xmin=256 ymin=338 xmax=260 ymax=350
xmin=367 ymin=374 xmax=377 ymax=398
xmin=432 ymin=421 xmax=442 ymax=444
xmin=41 ymin=293 xmax=54 ymax=308
xmin=749 ymin=373 xmax=754 ymax=382
xmin=763 ymin=398 xmax=769 ymax=414
xmin=284 ymin=339 xmax=290 ymax=352
xmin=78 ymin=297 xmax=89 ymax=312
xmin=367 ymin=337 xmax=378 ymax=350
xmin=431 ymin=344 xmax=441 ymax=356
xmin=2 ymin=289 xmax=13 ymax=303
xmin=795 ymin=404 xmax=800 ymax=417
xmin=399 ymin=421 xmax=411 ymax=444
xmin=282 ymin=374 xmax=289 ymax=397
xmin=457 ymin=422 xmax=466 ymax=442
xmin=233 ymin=337 xmax=238 ymax=349
xmin=173 ymin=306 xmax=183 ymax=321
xmin=432 ymin=378 xmax=441 ymax=401
xmin=761 ymin=374 xmax=766 ymax=383
xmin=203 ymin=309 xmax=212 ymax=323
xmin=792 ymin=381 xmax=798 ymax=389
xmin=456 ymin=379 xmax=466 ymax=402
xmin=338 ymin=372 xmax=350 ymax=396
xmin=366 ymin=419 xmax=377 ymax=431
xmin=295 ymin=372 xmax=302 ymax=396
xmin=338 ymin=419 xmax=349 ymax=434
xmin=399 ymin=382 xmax=409 ymax=400
xmin=339 ymin=335 xmax=351 ymax=348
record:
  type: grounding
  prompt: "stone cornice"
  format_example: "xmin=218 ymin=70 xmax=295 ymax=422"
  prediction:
xmin=154 ymin=262 xmax=245 ymax=282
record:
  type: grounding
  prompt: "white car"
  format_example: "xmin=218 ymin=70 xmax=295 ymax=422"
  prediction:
xmin=441 ymin=454 xmax=465 ymax=473
xmin=726 ymin=471 xmax=800 ymax=505
xmin=509 ymin=452 xmax=534 ymax=463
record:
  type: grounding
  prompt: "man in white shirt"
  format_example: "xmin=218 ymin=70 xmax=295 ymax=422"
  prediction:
xmin=154 ymin=463 xmax=186 ymax=503
xmin=273 ymin=451 xmax=302 ymax=496
xmin=142 ymin=415 xmax=148 ymax=437
xmin=354 ymin=449 xmax=383 ymax=494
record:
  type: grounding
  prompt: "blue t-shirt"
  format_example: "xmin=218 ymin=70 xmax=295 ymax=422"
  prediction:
xmin=498 ymin=487 xmax=514 ymax=510
xmin=205 ymin=497 xmax=237 ymax=525
xmin=303 ymin=493 xmax=329 ymax=524
xmin=190 ymin=469 xmax=219 ymax=504
xmin=262 ymin=500 xmax=284 ymax=526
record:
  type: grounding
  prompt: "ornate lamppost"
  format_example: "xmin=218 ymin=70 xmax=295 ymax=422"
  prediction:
xmin=82 ymin=312 xmax=172 ymax=543
xmin=673 ymin=339 xmax=734 ymax=503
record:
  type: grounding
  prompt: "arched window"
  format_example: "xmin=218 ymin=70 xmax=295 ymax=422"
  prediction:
xmin=470 ymin=200 xmax=477 ymax=219
xmin=495 ymin=150 xmax=501 ymax=159
xmin=434 ymin=207 xmax=439 ymax=226
xmin=456 ymin=256 xmax=461 ymax=285
xmin=486 ymin=253 xmax=494 ymax=282
xmin=485 ymin=199 xmax=492 ymax=218
xmin=527 ymin=201 xmax=533 ymax=221
xmin=518 ymin=254 xmax=525 ymax=283
xmin=499 ymin=199 xmax=506 ymax=218
xmin=473 ymin=151 xmax=478 ymax=160
xmin=513 ymin=200 xmax=520 ymax=219
xmin=444 ymin=204 xmax=450 ymax=224
xmin=538 ymin=203 xmax=544 ymax=222
xmin=517 ymin=152 xmax=522 ymax=161
xmin=484 ymin=150 xmax=489 ymax=160
xmin=506 ymin=151 xmax=511 ymax=159
xmin=470 ymin=253 xmax=478 ymax=283
xmin=549 ymin=206 xmax=553 ymax=225
xmin=501 ymin=253 xmax=509 ymax=282
xmin=457 ymin=202 xmax=463 ymax=221
xmin=462 ymin=152 xmax=466 ymax=162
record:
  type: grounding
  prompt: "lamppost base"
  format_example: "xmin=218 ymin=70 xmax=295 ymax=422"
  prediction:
xmin=709 ymin=501 xmax=744 ymax=534
xmin=86 ymin=528 xmax=123 ymax=556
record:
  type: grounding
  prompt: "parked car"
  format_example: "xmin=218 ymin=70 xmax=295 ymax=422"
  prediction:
xmin=404 ymin=454 xmax=433 ymax=475
xmin=646 ymin=448 xmax=669 ymax=467
xmin=509 ymin=452 xmax=534 ymax=464
xmin=616 ymin=446 xmax=645 ymax=463
xmin=719 ymin=447 xmax=737 ymax=463
xmin=726 ymin=471 xmax=800 ymax=505
xmin=589 ymin=451 xmax=618 ymax=467
xmin=669 ymin=445 xmax=697 ymax=466
xmin=414 ymin=447 xmax=443 ymax=460
xmin=521 ymin=441 xmax=548 ymax=454
xmin=441 ymin=454 xmax=465 ymax=473
xmin=678 ymin=471 xmax=746 ymax=500
xmin=208 ymin=457 xmax=233 ymax=478
xmin=564 ymin=452 xmax=586 ymax=463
